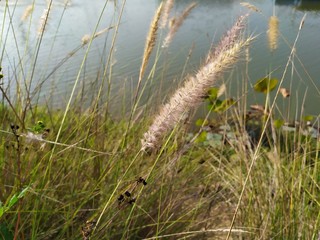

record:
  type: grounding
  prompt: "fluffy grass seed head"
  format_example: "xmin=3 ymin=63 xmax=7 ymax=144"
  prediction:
xmin=162 ymin=2 xmax=197 ymax=48
xmin=267 ymin=15 xmax=279 ymax=51
xmin=240 ymin=2 xmax=261 ymax=13
xmin=81 ymin=27 xmax=114 ymax=46
xmin=207 ymin=14 xmax=249 ymax=63
xmin=141 ymin=15 xmax=252 ymax=151
xmin=21 ymin=5 xmax=34 ymax=21
xmin=160 ymin=0 xmax=174 ymax=29
xmin=139 ymin=2 xmax=163 ymax=81
xmin=81 ymin=34 xmax=91 ymax=45
xmin=38 ymin=8 xmax=50 ymax=37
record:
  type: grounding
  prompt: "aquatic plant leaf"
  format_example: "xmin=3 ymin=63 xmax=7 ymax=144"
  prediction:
xmin=303 ymin=115 xmax=314 ymax=122
xmin=274 ymin=119 xmax=284 ymax=129
xmin=32 ymin=121 xmax=46 ymax=133
xmin=207 ymin=87 xmax=219 ymax=101
xmin=253 ymin=77 xmax=278 ymax=93
xmin=195 ymin=131 xmax=207 ymax=143
xmin=195 ymin=118 xmax=208 ymax=127
xmin=207 ymin=99 xmax=222 ymax=111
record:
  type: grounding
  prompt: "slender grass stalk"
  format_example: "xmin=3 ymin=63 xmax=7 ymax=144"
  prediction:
xmin=121 ymin=2 xmax=163 ymax=149
xmin=44 ymin=0 xmax=111 ymax=181
xmin=22 ymin=0 xmax=53 ymax=125
xmin=226 ymin=13 xmax=307 ymax=240
xmin=99 ymin=1 xmax=126 ymax=119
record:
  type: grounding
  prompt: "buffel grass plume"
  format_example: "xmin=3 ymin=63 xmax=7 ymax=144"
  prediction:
xmin=139 ymin=2 xmax=163 ymax=83
xmin=38 ymin=8 xmax=50 ymax=37
xmin=141 ymin=15 xmax=252 ymax=151
xmin=240 ymin=2 xmax=261 ymax=13
xmin=160 ymin=0 xmax=174 ymax=29
xmin=81 ymin=26 xmax=114 ymax=45
xmin=162 ymin=2 xmax=197 ymax=48
xmin=206 ymin=14 xmax=249 ymax=64
xmin=21 ymin=5 xmax=34 ymax=21
xmin=267 ymin=15 xmax=279 ymax=51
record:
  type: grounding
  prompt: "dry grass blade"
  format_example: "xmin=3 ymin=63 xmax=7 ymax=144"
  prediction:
xmin=141 ymin=15 xmax=252 ymax=151
xmin=267 ymin=15 xmax=279 ymax=51
xmin=162 ymin=2 xmax=197 ymax=48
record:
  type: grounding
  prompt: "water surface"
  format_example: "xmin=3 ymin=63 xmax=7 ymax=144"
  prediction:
xmin=0 ymin=0 xmax=319 ymax=118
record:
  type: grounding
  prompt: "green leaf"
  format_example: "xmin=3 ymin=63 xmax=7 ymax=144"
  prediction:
xmin=207 ymin=88 xmax=219 ymax=102
xmin=0 ymin=223 xmax=14 ymax=239
xmin=32 ymin=121 xmax=46 ymax=133
xmin=208 ymin=99 xmax=222 ymax=111
xmin=195 ymin=118 xmax=208 ymax=127
xmin=195 ymin=131 xmax=207 ymax=143
xmin=0 ymin=74 xmax=3 ymax=79
xmin=0 ymin=206 xmax=3 ymax=218
xmin=303 ymin=115 xmax=314 ymax=122
xmin=254 ymin=77 xmax=278 ymax=93
xmin=274 ymin=119 xmax=284 ymax=129
xmin=17 ymin=187 xmax=29 ymax=199
xmin=7 ymin=194 xmax=18 ymax=209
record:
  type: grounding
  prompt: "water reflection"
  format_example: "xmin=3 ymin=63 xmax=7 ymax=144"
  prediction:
xmin=276 ymin=0 xmax=320 ymax=11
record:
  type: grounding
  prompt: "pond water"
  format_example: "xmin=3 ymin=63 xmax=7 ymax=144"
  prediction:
xmin=0 ymin=0 xmax=319 ymax=119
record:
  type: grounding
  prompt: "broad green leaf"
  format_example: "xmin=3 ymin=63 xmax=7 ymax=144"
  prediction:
xmin=195 ymin=118 xmax=208 ymax=127
xmin=274 ymin=119 xmax=284 ymax=129
xmin=254 ymin=77 xmax=278 ymax=93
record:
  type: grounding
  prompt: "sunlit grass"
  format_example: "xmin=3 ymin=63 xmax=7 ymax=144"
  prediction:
xmin=0 ymin=1 xmax=319 ymax=240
